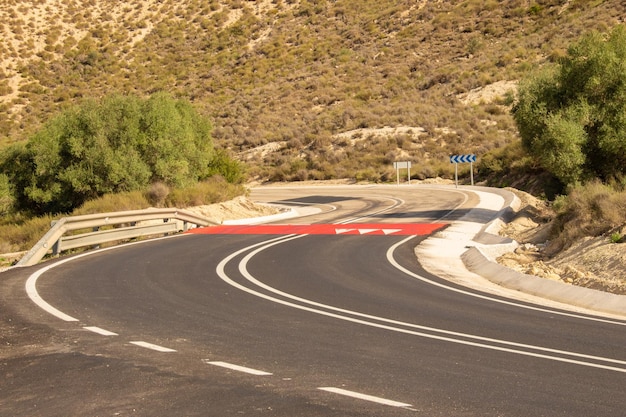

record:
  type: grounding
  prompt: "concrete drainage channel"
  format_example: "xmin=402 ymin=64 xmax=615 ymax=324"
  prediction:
xmin=416 ymin=186 xmax=626 ymax=319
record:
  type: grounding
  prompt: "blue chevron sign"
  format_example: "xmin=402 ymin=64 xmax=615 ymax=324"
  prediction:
xmin=450 ymin=154 xmax=477 ymax=164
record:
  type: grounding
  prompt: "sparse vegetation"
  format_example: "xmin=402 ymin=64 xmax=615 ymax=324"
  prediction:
xmin=549 ymin=180 xmax=626 ymax=254
xmin=0 ymin=176 xmax=245 ymax=255
xmin=1 ymin=1 xmax=625 ymax=183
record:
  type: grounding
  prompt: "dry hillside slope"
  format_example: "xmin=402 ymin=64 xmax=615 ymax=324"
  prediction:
xmin=1 ymin=1 xmax=625 ymax=181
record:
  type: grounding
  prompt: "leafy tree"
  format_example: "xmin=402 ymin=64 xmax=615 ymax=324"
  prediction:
xmin=206 ymin=148 xmax=245 ymax=184
xmin=0 ymin=93 xmax=224 ymax=215
xmin=0 ymin=173 xmax=12 ymax=216
xmin=512 ymin=25 xmax=626 ymax=186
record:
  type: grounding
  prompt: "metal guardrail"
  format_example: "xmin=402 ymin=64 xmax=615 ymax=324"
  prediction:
xmin=17 ymin=208 xmax=217 ymax=267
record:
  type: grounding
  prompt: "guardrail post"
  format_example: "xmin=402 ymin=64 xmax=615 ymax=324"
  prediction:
xmin=52 ymin=239 xmax=60 ymax=256
xmin=92 ymin=226 xmax=100 ymax=249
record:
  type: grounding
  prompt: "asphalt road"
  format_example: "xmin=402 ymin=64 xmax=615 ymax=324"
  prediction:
xmin=1 ymin=185 xmax=625 ymax=416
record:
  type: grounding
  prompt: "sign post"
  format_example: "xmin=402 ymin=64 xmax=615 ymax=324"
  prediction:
xmin=449 ymin=154 xmax=477 ymax=188
xmin=393 ymin=161 xmax=412 ymax=185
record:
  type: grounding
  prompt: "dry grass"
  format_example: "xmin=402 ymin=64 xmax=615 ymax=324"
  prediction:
xmin=0 ymin=176 xmax=245 ymax=256
xmin=548 ymin=180 xmax=626 ymax=254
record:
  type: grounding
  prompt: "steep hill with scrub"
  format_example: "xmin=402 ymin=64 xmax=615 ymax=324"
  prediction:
xmin=1 ymin=0 xmax=625 ymax=182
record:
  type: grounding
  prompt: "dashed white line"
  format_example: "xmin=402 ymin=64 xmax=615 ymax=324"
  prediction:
xmin=129 ymin=341 xmax=176 ymax=352
xmin=318 ymin=387 xmax=412 ymax=408
xmin=83 ymin=326 xmax=118 ymax=336
xmin=203 ymin=360 xmax=273 ymax=376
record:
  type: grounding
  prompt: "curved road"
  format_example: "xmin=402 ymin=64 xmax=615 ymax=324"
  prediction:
xmin=1 ymin=185 xmax=625 ymax=416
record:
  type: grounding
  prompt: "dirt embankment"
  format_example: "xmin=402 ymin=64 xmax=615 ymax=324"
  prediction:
xmin=497 ymin=188 xmax=626 ymax=295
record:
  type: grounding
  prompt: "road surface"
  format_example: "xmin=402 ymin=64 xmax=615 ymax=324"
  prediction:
xmin=1 ymin=185 xmax=624 ymax=416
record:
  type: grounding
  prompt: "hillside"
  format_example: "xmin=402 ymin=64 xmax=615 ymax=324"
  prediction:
xmin=1 ymin=0 xmax=625 ymax=182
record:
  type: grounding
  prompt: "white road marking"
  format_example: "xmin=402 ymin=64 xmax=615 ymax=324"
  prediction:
xmin=204 ymin=360 xmax=272 ymax=376
xmin=129 ymin=341 xmax=176 ymax=352
xmin=214 ymin=236 xmax=626 ymax=373
xmin=24 ymin=233 xmax=182 ymax=322
xmin=318 ymin=387 xmax=412 ymax=408
xmin=84 ymin=326 xmax=118 ymax=336
xmin=25 ymin=260 xmax=79 ymax=322
xmin=386 ymin=236 xmax=626 ymax=327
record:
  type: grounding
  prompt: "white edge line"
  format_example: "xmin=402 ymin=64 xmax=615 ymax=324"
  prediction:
xmin=25 ymin=262 xmax=79 ymax=322
xmin=24 ymin=233 xmax=184 ymax=322
xmin=203 ymin=360 xmax=272 ymax=376
xmin=318 ymin=387 xmax=412 ymax=408
xmin=83 ymin=326 xmax=118 ymax=336
xmin=221 ymin=236 xmax=626 ymax=373
xmin=130 ymin=341 xmax=176 ymax=352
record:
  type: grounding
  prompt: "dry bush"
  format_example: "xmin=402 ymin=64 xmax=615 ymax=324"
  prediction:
xmin=145 ymin=182 xmax=171 ymax=207
xmin=165 ymin=177 xmax=245 ymax=207
xmin=72 ymin=191 xmax=150 ymax=215
xmin=548 ymin=181 xmax=626 ymax=254
xmin=0 ymin=215 xmax=55 ymax=253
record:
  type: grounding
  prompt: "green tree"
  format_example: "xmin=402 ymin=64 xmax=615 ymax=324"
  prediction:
xmin=139 ymin=93 xmax=214 ymax=186
xmin=512 ymin=25 xmax=626 ymax=186
xmin=1 ymin=93 xmax=224 ymax=215
xmin=206 ymin=148 xmax=245 ymax=184
xmin=0 ymin=173 xmax=12 ymax=216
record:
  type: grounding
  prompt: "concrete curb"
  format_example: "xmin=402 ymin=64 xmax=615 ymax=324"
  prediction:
xmin=462 ymin=246 xmax=626 ymax=317
xmin=450 ymin=187 xmax=626 ymax=318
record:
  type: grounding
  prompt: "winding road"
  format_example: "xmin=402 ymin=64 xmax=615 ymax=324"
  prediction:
xmin=1 ymin=185 xmax=625 ymax=416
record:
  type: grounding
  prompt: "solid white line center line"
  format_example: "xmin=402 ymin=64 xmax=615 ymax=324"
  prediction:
xmin=318 ymin=387 xmax=412 ymax=408
xmin=129 ymin=341 xmax=176 ymax=352
xmin=83 ymin=326 xmax=118 ymax=336
xmin=203 ymin=360 xmax=272 ymax=376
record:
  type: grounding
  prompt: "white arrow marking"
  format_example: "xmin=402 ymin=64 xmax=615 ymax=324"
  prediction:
xmin=381 ymin=229 xmax=402 ymax=235
xmin=358 ymin=229 xmax=379 ymax=234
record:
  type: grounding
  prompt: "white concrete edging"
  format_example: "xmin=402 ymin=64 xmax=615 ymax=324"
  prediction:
xmin=416 ymin=187 xmax=626 ymax=318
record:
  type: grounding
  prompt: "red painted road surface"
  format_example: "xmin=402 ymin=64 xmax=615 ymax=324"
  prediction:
xmin=187 ymin=223 xmax=447 ymax=236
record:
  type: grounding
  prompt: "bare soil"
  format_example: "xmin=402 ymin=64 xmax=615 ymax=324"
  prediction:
xmin=184 ymin=195 xmax=281 ymax=224
xmin=497 ymin=188 xmax=626 ymax=295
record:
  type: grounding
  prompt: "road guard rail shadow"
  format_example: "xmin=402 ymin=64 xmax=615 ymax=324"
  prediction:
xmin=16 ymin=208 xmax=217 ymax=267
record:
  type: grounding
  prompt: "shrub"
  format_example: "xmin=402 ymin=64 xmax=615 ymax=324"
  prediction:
xmin=0 ymin=173 xmax=12 ymax=216
xmin=145 ymin=182 xmax=170 ymax=207
xmin=548 ymin=180 xmax=626 ymax=253
xmin=513 ymin=25 xmax=626 ymax=186
xmin=0 ymin=93 xmax=243 ymax=215
xmin=610 ymin=232 xmax=622 ymax=244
